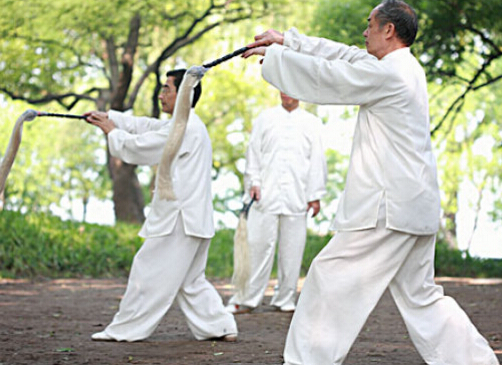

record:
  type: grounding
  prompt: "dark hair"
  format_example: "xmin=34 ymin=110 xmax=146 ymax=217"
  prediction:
xmin=165 ymin=69 xmax=202 ymax=108
xmin=376 ymin=0 xmax=418 ymax=47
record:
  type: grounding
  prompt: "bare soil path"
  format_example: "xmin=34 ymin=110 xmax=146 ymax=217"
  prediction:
xmin=0 ymin=277 xmax=500 ymax=365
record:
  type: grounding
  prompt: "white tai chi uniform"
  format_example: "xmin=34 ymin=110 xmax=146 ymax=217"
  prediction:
xmin=228 ymin=105 xmax=327 ymax=311
xmin=98 ymin=110 xmax=237 ymax=341
xmin=261 ymin=28 xmax=499 ymax=365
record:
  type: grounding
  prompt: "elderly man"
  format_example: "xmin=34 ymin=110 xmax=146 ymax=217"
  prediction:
xmin=242 ymin=1 xmax=499 ymax=364
xmin=85 ymin=69 xmax=237 ymax=343
xmin=226 ymin=91 xmax=327 ymax=314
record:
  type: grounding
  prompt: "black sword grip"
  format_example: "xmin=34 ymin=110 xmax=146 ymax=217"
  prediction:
xmin=37 ymin=112 xmax=87 ymax=120
xmin=202 ymin=47 xmax=250 ymax=69
xmin=242 ymin=197 xmax=255 ymax=218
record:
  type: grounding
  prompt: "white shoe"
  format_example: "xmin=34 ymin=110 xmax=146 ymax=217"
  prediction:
xmin=225 ymin=303 xmax=252 ymax=314
xmin=91 ymin=331 xmax=114 ymax=341
xmin=277 ymin=304 xmax=295 ymax=312
xmin=222 ymin=333 xmax=238 ymax=342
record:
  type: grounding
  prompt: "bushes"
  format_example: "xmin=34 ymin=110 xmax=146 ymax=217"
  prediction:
xmin=434 ymin=239 xmax=502 ymax=278
xmin=303 ymin=234 xmax=502 ymax=279
xmin=0 ymin=210 xmax=142 ymax=278
xmin=207 ymin=228 xmax=332 ymax=278
xmin=207 ymin=228 xmax=235 ymax=278
xmin=1 ymin=210 xmax=501 ymax=279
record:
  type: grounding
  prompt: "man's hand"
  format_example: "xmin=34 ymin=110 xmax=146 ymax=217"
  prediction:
xmin=307 ymin=200 xmax=321 ymax=218
xmin=242 ymin=29 xmax=284 ymax=59
xmin=250 ymin=29 xmax=284 ymax=47
xmin=84 ymin=111 xmax=116 ymax=135
xmin=250 ymin=186 xmax=261 ymax=202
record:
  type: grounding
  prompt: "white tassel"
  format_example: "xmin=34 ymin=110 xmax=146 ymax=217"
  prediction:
xmin=231 ymin=199 xmax=254 ymax=297
xmin=156 ymin=66 xmax=206 ymax=200
xmin=0 ymin=109 xmax=38 ymax=197
xmin=231 ymin=211 xmax=251 ymax=297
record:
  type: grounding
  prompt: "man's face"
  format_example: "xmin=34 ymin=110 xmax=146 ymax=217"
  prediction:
xmin=280 ymin=92 xmax=299 ymax=111
xmin=159 ymin=76 xmax=177 ymax=115
xmin=363 ymin=6 xmax=387 ymax=59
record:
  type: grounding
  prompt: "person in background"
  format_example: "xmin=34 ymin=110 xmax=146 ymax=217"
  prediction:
xmin=226 ymin=91 xmax=327 ymax=314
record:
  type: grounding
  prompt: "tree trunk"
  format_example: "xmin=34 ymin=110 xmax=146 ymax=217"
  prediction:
xmin=96 ymin=90 xmax=146 ymax=224
xmin=100 ymin=14 xmax=146 ymax=224
xmin=443 ymin=211 xmax=458 ymax=250
xmin=108 ymin=154 xmax=145 ymax=224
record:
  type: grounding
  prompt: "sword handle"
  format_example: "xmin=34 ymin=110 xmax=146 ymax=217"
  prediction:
xmin=202 ymin=47 xmax=250 ymax=69
xmin=37 ymin=112 xmax=87 ymax=120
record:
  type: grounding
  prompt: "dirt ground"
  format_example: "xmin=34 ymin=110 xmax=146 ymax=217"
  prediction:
xmin=0 ymin=277 xmax=501 ymax=365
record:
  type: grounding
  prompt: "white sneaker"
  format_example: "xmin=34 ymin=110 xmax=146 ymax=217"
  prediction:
xmin=278 ymin=304 xmax=295 ymax=312
xmin=224 ymin=303 xmax=252 ymax=314
xmin=222 ymin=333 xmax=238 ymax=342
xmin=91 ymin=331 xmax=114 ymax=341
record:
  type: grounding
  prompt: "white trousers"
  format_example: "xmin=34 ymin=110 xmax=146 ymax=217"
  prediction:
xmin=229 ymin=208 xmax=307 ymax=310
xmin=284 ymin=204 xmax=499 ymax=365
xmin=102 ymin=215 xmax=237 ymax=342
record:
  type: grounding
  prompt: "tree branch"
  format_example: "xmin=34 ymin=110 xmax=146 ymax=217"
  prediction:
xmin=0 ymin=87 xmax=99 ymax=110
xmin=11 ymin=34 xmax=108 ymax=79
xmin=462 ymin=17 xmax=502 ymax=57
xmin=105 ymin=37 xmax=119 ymax=93
xmin=129 ymin=7 xmax=257 ymax=110
xmin=431 ymin=52 xmax=502 ymax=136
xmin=111 ymin=13 xmax=141 ymax=110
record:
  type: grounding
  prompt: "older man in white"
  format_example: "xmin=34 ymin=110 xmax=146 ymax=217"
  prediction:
xmin=85 ymin=69 xmax=237 ymax=343
xmin=242 ymin=0 xmax=499 ymax=364
xmin=226 ymin=92 xmax=327 ymax=314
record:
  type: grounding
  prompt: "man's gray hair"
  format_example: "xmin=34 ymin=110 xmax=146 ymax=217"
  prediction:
xmin=376 ymin=0 xmax=418 ymax=47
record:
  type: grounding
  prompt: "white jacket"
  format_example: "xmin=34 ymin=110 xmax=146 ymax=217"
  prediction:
xmin=261 ymin=28 xmax=440 ymax=235
xmin=246 ymin=105 xmax=327 ymax=215
xmin=107 ymin=110 xmax=215 ymax=239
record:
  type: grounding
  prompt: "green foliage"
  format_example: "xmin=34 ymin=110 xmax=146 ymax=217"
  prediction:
xmin=413 ymin=0 xmax=502 ymax=82
xmin=0 ymin=209 xmax=142 ymax=278
xmin=206 ymin=228 xmax=235 ymax=278
xmin=2 ymin=210 xmax=500 ymax=279
xmin=312 ymin=0 xmax=502 ymax=84
xmin=435 ymin=239 xmax=502 ymax=278
xmin=0 ymin=0 xmax=316 ymax=225
xmin=303 ymin=233 xmax=502 ymax=279
xmin=0 ymin=101 xmax=111 ymax=217
xmin=199 ymin=68 xmax=276 ymax=189
xmin=315 ymin=148 xmax=349 ymax=225
xmin=301 ymin=232 xmax=332 ymax=276
xmin=431 ymin=77 xmax=502 ymax=246
xmin=0 ymin=0 xmax=293 ymax=109
xmin=312 ymin=0 xmax=373 ymax=45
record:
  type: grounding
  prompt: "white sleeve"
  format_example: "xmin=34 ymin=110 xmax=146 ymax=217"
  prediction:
xmin=107 ymin=127 xmax=169 ymax=166
xmin=108 ymin=110 xmax=166 ymax=134
xmin=284 ymin=27 xmax=373 ymax=63
xmin=262 ymin=44 xmax=388 ymax=106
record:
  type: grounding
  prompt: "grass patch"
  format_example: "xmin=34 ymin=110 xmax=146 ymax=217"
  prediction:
xmin=1 ymin=210 xmax=501 ymax=279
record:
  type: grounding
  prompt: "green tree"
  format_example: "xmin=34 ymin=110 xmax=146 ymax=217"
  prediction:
xmin=0 ymin=99 xmax=110 ymax=218
xmin=0 ymin=0 xmax=290 ymax=223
